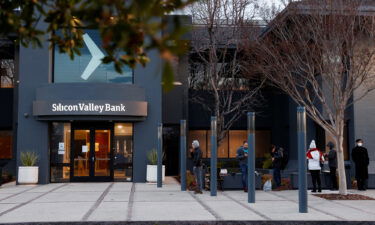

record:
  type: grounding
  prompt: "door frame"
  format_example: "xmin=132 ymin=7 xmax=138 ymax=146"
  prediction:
xmin=70 ymin=122 xmax=114 ymax=182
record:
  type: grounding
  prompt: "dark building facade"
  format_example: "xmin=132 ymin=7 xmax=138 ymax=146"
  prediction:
xmin=0 ymin=13 xmax=373 ymax=185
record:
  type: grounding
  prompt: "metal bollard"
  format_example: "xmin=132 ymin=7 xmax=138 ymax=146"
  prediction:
xmin=247 ymin=112 xmax=255 ymax=203
xmin=180 ymin=120 xmax=187 ymax=191
xmin=297 ymin=107 xmax=307 ymax=213
xmin=157 ymin=123 xmax=163 ymax=188
xmin=210 ymin=116 xmax=217 ymax=196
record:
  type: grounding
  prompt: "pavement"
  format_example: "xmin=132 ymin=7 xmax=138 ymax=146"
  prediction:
xmin=0 ymin=177 xmax=373 ymax=224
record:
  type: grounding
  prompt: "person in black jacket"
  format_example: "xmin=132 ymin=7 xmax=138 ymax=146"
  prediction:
xmin=191 ymin=140 xmax=203 ymax=194
xmin=271 ymin=145 xmax=283 ymax=188
xmin=352 ymin=139 xmax=370 ymax=191
xmin=326 ymin=142 xmax=338 ymax=190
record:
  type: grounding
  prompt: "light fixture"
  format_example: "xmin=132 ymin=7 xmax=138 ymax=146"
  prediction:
xmin=118 ymin=125 xmax=123 ymax=128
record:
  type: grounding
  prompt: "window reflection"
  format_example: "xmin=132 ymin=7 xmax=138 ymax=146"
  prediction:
xmin=0 ymin=59 xmax=14 ymax=88
xmin=54 ymin=30 xmax=133 ymax=84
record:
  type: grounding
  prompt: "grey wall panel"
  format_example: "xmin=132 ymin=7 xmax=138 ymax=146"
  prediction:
xmin=133 ymin=49 xmax=162 ymax=182
xmin=163 ymin=85 xmax=185 ymax=124
xmin=353 ymin=90 xmax=375 ymax=173
xmin=35 ymin=83 xmax=145 ymax=101
xmin=17 ymin=36 xmax=50 ymax=184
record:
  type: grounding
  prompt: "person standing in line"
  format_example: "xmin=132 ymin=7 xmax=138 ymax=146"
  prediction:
xmin=271 ymin=144 xmax=283 ymax=188
xmin=236 ymin=141 xmax=249 ymax=192
xmin=306 ymin=140 xmax=325 ymax=193
xmin=190 ymin=140 xmax=203 ymax=194
xmin=352 ymin=139 xmax=369 ymax=191
xmin=326 ymin=142 xmax=338 ymax=190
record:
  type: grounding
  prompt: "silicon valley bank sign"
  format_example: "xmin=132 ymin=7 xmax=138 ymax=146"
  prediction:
xmin=33 ymin=100 xmax=147 ymax=116
xmin=52 ymin=103 xmax=125 ymax=113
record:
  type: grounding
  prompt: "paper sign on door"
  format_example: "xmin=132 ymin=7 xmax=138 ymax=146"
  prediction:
xmin=58 ymin=142 xmax=65 ymax=155
xmin=82 ymin=145 xmax=88 ymax=153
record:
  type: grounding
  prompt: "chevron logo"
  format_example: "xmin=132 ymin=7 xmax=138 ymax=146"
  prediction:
xmin=80 ymin=33 xmax=105 ymax=80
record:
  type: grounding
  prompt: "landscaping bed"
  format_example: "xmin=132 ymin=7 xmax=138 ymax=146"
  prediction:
xmin=313 ymin=194 xmax=375 ymax=200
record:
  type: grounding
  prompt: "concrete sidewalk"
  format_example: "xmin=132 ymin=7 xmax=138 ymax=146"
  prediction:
xmin=0 ymin=178 xmax=374 ymax=223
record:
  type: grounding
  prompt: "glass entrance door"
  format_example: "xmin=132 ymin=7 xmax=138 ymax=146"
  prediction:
xmin=71 ymin=124 xmax=113 ymax=181
xmin=94 ymin=129 xmax=111 ymax=177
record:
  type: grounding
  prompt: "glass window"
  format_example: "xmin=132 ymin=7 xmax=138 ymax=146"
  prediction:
xmin=255 ymin=130 xmax=271 ymax=158
xmin=207 ymin=130 xmax=228 ymax=158
xmin=0 ymin=59 xmax=14 ymax=88
xmin=188 ymin=130 xmax=207 ymax=158
xmin=50 ymin=123 xmax=71 ymax=182
xmin=114 ymin=123 xmax=133 ymax=181
xmin=54 ymin=30 xmax=133 ymax=84
xmin=229 ymin=130 xmax=247 ymax=158
xmin=73 ymin=129 xmax=90 ymax=177
xmin=0 ymin=130 xmax=12 ymax=159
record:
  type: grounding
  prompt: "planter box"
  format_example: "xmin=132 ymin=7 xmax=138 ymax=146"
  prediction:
xmin=222 ymin=173 xmax=262 ymax=190
xmin=18 ymin=166 xmax=38 ymax=184
xmin=146 ymin=165 xmax=165 ymax=182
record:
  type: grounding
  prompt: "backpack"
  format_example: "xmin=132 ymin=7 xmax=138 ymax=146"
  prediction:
xmin=279 ymin=147 xmax=289 ymax=170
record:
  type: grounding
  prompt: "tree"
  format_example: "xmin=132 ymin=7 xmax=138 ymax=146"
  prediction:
xmin=0 ymin=0 xmax=195 ymax=89
xmin=188 ymin=0 xmax=265 ymax=146
xmin=250 ymin=0 xmax=375 ymax=194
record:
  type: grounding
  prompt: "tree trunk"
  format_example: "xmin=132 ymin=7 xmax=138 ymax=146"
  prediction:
xmin=335 ymin=119 xmax=348 ymax=195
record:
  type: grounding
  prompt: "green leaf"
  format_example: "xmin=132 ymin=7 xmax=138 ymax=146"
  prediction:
xmin=162 ymin=61 xmax=174 ymax=92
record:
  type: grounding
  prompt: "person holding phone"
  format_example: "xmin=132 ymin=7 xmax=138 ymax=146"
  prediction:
xmin=236 ymin=141 xmax=249 ymax=192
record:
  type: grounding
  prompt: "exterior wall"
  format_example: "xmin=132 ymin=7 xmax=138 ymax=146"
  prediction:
xmin=17 ymin=26 xmax=51 ymax=183
xmin=133 ymin=49 xmax=162 ymax=182
xmin=353 ymin=89 xmax=375 ymax=173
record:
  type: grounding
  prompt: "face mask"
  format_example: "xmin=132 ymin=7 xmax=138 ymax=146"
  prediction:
xmin=357 ymin=143 xmax=363 ymax=147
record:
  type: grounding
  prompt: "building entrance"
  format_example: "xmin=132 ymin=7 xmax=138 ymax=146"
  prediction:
xmin=71 ymin=123 xmax=113 ymax=182
xmin=50 ymin=122 xmax=133 ymax=182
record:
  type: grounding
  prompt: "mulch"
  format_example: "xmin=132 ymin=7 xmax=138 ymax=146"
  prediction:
xmin=313 ymin=193 xmax=375 ymax=200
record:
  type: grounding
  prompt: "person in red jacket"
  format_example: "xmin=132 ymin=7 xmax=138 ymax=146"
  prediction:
xmin=306 ymin=140 xmax=325 ymax=192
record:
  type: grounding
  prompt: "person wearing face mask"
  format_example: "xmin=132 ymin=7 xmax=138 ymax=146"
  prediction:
xmin=236 ymin=141 xmax=249 ymax=192
xmin=352 ymin=139 xmax=369 ymax=191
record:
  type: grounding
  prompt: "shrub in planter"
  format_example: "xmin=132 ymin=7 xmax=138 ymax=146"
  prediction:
xmin=146 ymin=149 xmax=165 ymax=182
xmin=18 ymin=152 xmax=39 ymax=184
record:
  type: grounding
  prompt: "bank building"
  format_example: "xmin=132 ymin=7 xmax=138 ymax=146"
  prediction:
xmin=0 ymin=14 xmax=373 ymax=188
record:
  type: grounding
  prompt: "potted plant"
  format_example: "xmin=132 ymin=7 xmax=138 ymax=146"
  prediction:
xmin=18 ymin=152 xmax=39 ymax=184
xmin=146 ymin=149 xmax=165 ymax=182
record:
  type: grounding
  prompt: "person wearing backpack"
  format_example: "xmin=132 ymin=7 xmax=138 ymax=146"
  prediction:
xmin=271 ymin=144 xmax=283 ymax=188
xmin=306 ymin=140 xmax=325 ymax=193
xmin=326 ymin=141 xmax=338 ymax=190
